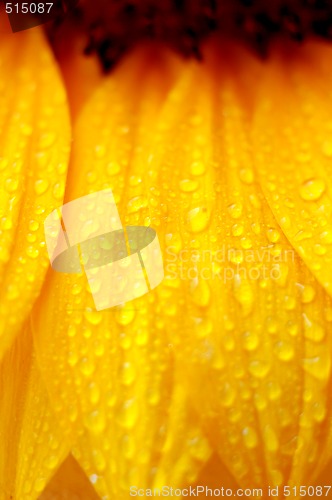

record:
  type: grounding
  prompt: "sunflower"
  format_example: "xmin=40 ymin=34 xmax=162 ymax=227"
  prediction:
xmin=1 ymin=0 xmax=332 ymax=498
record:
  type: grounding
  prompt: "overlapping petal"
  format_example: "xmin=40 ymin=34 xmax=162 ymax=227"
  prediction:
xmin=0 ymin=323 xmax=70 ymax=499
xmin=39 ymin=455 xmax=99 ymax=500
xmin=252 ymin=41 xmax=332 ymax=298
xmin=123 ymin=42 xmax=332 ymax=492
xmin=0 ymin=17 xmax=71 ymax=358
xmin=32 ymin=39 xmax=332 ymax=498
xmin=33 ymin=47 xmax=211 ymax=499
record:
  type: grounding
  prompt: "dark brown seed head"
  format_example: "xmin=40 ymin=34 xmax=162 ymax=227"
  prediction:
xmin=51 ymin=0 xmax=332 ymax=71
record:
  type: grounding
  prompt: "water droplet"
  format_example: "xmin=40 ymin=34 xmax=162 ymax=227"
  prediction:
xmin=29 ymin=220 xmax=39 ymax=231
xmin=94 ymin=144 xmax=106 ymax=158
xmin=39 ymin=132 xmax=56 ymax=148
xmin=311 ymin=241 xmax=324 ymax=256
xmin=165 ymin=233 xmax=182 ymax=254
xmin=228 ymin=247 xmax=243 ymax=264
xmin=276 ymin=341 xmax=294 ymax=361
xmin=243 ymin=427 xmax=258 ymax=449
xmin=233 ymin=275 xmax=254 ymax=315
xmin=300 ymin=178 xmax=326 ymax=201
xmin=26 ymin=246 xmax=39 ymax=259
xmin=242 ymin=331 xmax=259 ymax=351
xmin=303 ymin=351 xmax=331 ymax=381
xmin=187 ymin=207 xmax=210 ymax=233
xmin=320 ymin=230 xmax=332 ymax=244
xmin=249 ymin=359 xmax=270 ymax=378
xmin=67 ymin=325 xmax=76 ymax=338
xmin=287 ymin=321 xmax=299 ymax=337
xmin=5 ymin=178 xmax=19 ymax=193
xmin=129 ymin=175 xmax=142 ymax=187
xmin=115 ymin=305 xmax=135 ymax=326
xmin=34 ymin=477 xmax=47 ymax=493
xmin=266 ymin=228 xmax=280 ymax=243
xmin=190 ymin=279 xmax=210 ymax=307
xmin=34 ymin=179 xmax=49 ymax=195
xmin=121 ymin=362 xmax=136 ymax=386
xmin=264 ymin=426 xmax=279 ymax=452
xmin=271 ymin=470 xmax=283 ymax=487
xmin=0 ymin=158 xmax=8 ymax=171
xmin=117 ymin=399 xmax=139 ymax=429
xmin=84 ymin=309 xmax=103 ymax=326
xmin=71 ymin=283 xmax=82 ymax=296
xmin=280 ymin=216 xmax=290 ymax=230
xmin=84 ymin=410 xmax=106 ymax=434
xmin=190 ymin=160 xmax=205 ymax=176
xmin=227 ymin=202 xmax=243 ymax=219
xmin=194 ymin=317 xmax=213 ymax=338
xmin=294 ymin=229 xmax=313 ymax=242
xmin=239 ymin=168 xmax=254 ymax=184
xmin=79 ymin=357 xmax=95 ymax=377
xmin=179 ymin=179 xmax=199 ymax=192
xmin=322 ymin=140 xmax=332 ymax=157
xmin=127 ymin=196 xmax=148 ymax=214
xmin=53 ymin=182 xmax=65 ymax=200
xmin=232 ymin=224 xmax=244 ymax=236
xmin=45 ymin=455 xmax=59 ymax=470
xmin=312 ymin=401 xmax=326 ymax=423
xmin=249 ymin=194 xmax=261 ymax=209
xmin=107 ymin=161 xmax=120 ymax=175
xmin=1 ymin=217 xmax=12 ymax=230
xmin=303 ymin=315 xmax=325 ymax=342
xmin=267 ymin=381 xmax=281 ymax=400
xmin=300 ymin=284 xmax=316 ymax=304
xmin=67 ymin=350 xmax=78 ymax=367
xmin=251 ymin=222 xmax=261 ymax=235
xmin=284 ymin=295 xmax=296 ymax=311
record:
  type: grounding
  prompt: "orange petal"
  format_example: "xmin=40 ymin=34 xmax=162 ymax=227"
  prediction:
xmin=0 ymin=323 xmax=70 ymax=499
xmin=33 ymin=46 xmax=211 ymax=499
xmin=39 ymin=455 xmax=99 ymax=500
xmin=139 ymin=43 xmax=332 ymax=490
xmin=51 ymin=23 xmax=103 ymax=119
xmin=252 ymin=40 xmax=332 ymax=298
xmin=34 ymin=39 xmax=332 ymax=496
xmin=0 ymin=20 xmax=71 ymax=358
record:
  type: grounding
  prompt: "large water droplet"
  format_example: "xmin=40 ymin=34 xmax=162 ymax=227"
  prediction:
xmin=299 ymin=178 xmax=326 ymax=201
xmin=187 ymin=207 xmax=210 ymax=233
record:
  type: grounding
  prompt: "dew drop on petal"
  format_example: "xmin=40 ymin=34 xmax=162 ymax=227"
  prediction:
xmin=107 ymin=161 xmax=121 ymax=175
xmin=299 ymin=178 xmax=326 ymax=201
xmin=84 ymin=309 xmax=103 ymax=326
xmin=303 ymin=314 xmax=325 ymax=342
xmin=190 ymin=279 xmax=211 ymax=307
xmin=179 ymin=179 xmax=199 ymax=192
xmin=190 ymin=160 xmax=206 ymax=176
xmin=239 ymin=168 xmax=254 ymax=184
xmin=242 ymin=427 xmax=258 ymax=449
xmin=115 ymin=305 xmax=135 ymax=326
xmin=227 ymin=202 xmax=243 ymax=219
xmin=187 ymin=207 xmax=210 ymax=233
xmin=303 ymin=351 xmax=331 ymax=381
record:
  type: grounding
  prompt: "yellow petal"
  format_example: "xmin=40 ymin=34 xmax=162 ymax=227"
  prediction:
xmin=252 ymin=41 xmax=332 ymax=297
xmin=39 ymin=455 xmax=99 ymax=500
xmin=51 ymin=25 xmax=103 ymax=118
xmin=0 ymin=323 xmax=70 ymax=499
xmin=33 ymin=46 xmax=211 ymax=499
xmin=98 ymin=41 xmax=332 ymax=489
xmin=33 ymin=39 xmax=332 ymax=495
xmin=0 ymin=21 xmax=71 ymax=357
xmin=146 ymin=43 xmax=332 ymax=490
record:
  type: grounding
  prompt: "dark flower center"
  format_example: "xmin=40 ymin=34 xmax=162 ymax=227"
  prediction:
xmin=52 ymin=0 xmax=332 ymax=71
